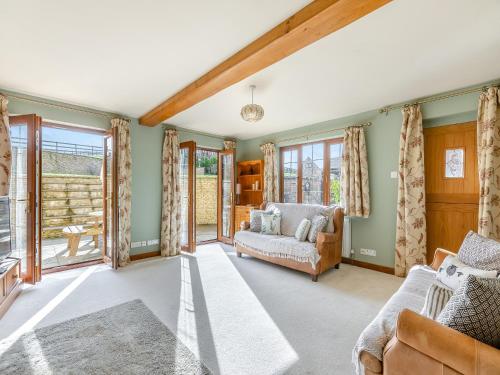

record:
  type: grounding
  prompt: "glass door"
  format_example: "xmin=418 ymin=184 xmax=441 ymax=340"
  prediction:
xmin=180 ymin=141 xmax=196 ymax=252
xmin=103 ymin=127 xmax=118 ymax=269
xmin=9 ymin=114 xmax=42 ymax=283
xmin=218 ymin=149 xmax=235 ymax=244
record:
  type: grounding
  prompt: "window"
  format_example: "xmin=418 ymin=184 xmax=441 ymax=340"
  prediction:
xmin=280 ymin=138 xmax=343 ymax=205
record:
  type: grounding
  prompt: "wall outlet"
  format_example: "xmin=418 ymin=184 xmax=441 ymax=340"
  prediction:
xmin=147 ymin=239 xmax=159 ymax=246
xmin=360 ymin=248 xmax=376 ymax=257
xmin=141 ymin=241 xmax=147 ymax=247
xmin=131 ymin=241 xmax=142 ymax=248
xmin=390 ymin=171 xmax=398 ymax=179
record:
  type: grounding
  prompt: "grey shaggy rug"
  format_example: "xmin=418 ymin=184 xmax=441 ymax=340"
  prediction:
xmin=0 ymin=299 xmax=211 ymax=375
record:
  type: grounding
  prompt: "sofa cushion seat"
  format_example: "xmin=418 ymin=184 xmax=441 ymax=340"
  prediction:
xmin=353 ymin=265 xmax=437 ymax=374
xmin=234 ymin=230 xmax=320 ymax=268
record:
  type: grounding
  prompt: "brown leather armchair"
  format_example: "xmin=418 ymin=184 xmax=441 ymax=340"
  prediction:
xmin=381 ymin=248 xmax=500 ymax=375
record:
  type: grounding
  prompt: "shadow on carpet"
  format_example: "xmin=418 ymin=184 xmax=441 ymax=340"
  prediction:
xmin=0 ymin=299 xmax=211 ymax=375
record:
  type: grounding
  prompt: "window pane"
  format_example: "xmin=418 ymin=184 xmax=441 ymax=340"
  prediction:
xmin=283 ymin=150 xmax=291 ymax=164
xmin=283 ymin=150 xmax=298 ymax=203
xmin=329 ymin=143 xmax=343 ymax=205
xmin=302 ymin=143 xmax=323 ymax=204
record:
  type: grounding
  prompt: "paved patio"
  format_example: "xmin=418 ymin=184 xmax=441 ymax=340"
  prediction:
xmin=42 ymin=236 xmax=103 ymax=269
xmin=196 ymin=224 xmax=217 ymax=243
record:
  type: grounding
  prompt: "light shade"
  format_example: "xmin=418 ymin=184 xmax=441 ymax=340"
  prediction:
xmin=241 ymin=103 xmax=264 ymax=122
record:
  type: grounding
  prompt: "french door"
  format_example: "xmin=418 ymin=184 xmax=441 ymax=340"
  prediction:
xmin=9 ymin=115 xmax=42 ymax=283
xmin=217 ymin=149 xmax=235 ymax=244
xmin=180 ymin=141 xmax=196 ymax=252
xmin=103 ymin=127 xmax=118 ymax=269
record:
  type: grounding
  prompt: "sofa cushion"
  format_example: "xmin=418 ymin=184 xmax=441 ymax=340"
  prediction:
xmin=261 ymin=212 xmax=281 ymax=235
xmin=436 ymin=255 xmax=498 ymax=290
xmin=265 ymin=202 xmax=332 ymax=237
xmin=307 ymin=215 xmax=328 ymax=243
xmin=457 ymin=231 xmax=500 ymax=271
xmin=420 ymin=282 xmax=453 ymax=320
xmin=294 ymin=218 xmax=311 ymax=242
xmin=234 ymin=230 xmax=320 ymax=268
xmin=437 ymin=275 xmax=500 ymax=348
xmin=249 ymin=209 xmax=268 ymax=232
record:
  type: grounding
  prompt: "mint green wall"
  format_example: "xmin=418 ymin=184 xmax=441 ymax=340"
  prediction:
xmin=3 ymin=90 xmax=226 ymax=256
xmin=237 ymin=89 xmax=483 ymax=268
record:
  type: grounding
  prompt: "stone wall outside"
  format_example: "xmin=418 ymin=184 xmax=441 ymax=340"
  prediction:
xmin=196 ymin=175 xmax=217 ymax=225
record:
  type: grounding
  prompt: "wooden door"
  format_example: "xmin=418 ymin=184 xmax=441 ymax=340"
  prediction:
xmin=103 ymin=127 xmax=118 ymax=269
xmin=180 ymin=141 xmax=196 ymax=252
xmin=9 ymin=114 xmax=42 ymax=283
xmin=424 ymin=122 xmax=479 ymax=264
xmin=218 ymin=149 xmax=235 ymax=244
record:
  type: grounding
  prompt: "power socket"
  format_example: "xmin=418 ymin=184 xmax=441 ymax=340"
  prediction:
xmin=147 ymin=239 xmax=159 ymax=246
xmin=360 ymin=248 xmax=376 ymax=257
xmin=131 ymin=241 xmax=142 ymax=248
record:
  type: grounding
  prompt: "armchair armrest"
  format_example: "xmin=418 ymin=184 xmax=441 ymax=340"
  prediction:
xmin=240 ymin=221 xmax=250 ymax=231
xmin=384 ymin=309 xmax=500 ymax=375
xmin=430 ymin=248 xmax=456 ymax=270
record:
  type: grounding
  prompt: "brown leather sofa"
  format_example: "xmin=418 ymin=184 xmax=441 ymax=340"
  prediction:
xmin=237 ymin=202 xmax=344 ymax=281
xmin=360 ymin=248 xmax=500 ymax=375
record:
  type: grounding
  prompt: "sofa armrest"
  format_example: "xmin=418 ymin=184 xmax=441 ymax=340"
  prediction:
xmin=430 ymin=248 xmax=456 ymax=270
xmin=384 ymin=309 xmax=500 ymax=374
xmin=240 ymin=221 xmax=250 ymax=231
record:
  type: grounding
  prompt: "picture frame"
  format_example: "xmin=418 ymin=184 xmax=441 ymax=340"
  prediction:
xmin=444 ymin=148 xmax=465 ymax=178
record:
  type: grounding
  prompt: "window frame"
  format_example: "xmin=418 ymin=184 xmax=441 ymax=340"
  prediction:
xmin=279 ymin=137 xmax=343 ymax=205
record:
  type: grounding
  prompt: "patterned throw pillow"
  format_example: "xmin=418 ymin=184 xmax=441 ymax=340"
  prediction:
xmin=437 ymin=275 xmax=500 ymax=348
xmin=260 ymin=212 xmax=281 ymax=235
xmin=421 ymin=282 xmax=454 ymax=320
xmin=307 ymin=215 xmax=328 ymax=243
xmin=294 ymin=219 xmax=311 ymax=242
xmin=435 ymin=255 xmax=498 ymax=290
xmin=249 ymin=209 xmax=268 ymax=232
xmin=457 ymin=231 xmax=500 ymax=271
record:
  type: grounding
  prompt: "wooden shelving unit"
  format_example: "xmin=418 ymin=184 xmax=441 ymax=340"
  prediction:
xmin=235 ymin=160 xmax=264 ymax=231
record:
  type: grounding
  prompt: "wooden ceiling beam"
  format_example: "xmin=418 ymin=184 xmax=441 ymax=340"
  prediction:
xmin=139 ymin=0 xmax=391 ymax=126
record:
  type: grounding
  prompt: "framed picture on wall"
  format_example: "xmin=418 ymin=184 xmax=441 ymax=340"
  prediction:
xmin=444 ymin=148 xmax=465 ymax=178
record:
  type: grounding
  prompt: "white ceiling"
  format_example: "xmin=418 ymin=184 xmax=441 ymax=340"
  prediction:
xmin=2 ymin=0 xmax=500 ymax=139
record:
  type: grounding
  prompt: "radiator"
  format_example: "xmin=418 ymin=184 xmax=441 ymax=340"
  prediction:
xmin=342 ymin=217 xmax=352 ymax=258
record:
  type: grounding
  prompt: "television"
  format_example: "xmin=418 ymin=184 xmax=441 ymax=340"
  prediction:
xmin=0 ymin=196 xmax=11 ymax=262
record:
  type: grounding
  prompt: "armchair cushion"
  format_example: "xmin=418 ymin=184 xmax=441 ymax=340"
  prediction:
xmin=437 ymin=275 xmax=500 ymax=348
xmin=457 ymin=231 xmax=500 ymax=271
xmin=436 ymin=255 xmax=498 ymax=290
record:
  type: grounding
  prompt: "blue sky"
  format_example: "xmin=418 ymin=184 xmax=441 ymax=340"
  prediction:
xmin=42 ymin=127 xmax=103 ymax=147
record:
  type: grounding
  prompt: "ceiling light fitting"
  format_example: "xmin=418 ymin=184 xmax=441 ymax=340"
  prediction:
xmin=241 ymin=85 xmax=264 ymax=123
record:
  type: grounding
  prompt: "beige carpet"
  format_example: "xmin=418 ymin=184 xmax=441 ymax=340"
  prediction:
xmin=0 ymin=243 xmax=402 ymax=374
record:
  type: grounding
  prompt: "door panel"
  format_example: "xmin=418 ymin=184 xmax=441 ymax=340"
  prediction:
xmin=424 ymin=122 xmax=478 ymax=264
xmin=9 ymin=115 xmax=41 ymax=283
xmin=218 ymin=149 xmax=235 ymax=243
xmin=180 ymin=141 xmax=196 ymax=252
xmin=103 ymin=127 xmax=118 ymax=269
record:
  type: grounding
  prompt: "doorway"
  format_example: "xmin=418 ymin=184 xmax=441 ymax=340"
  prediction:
xmin=8 ymin=115 xmax=119 ymax=282
xmin=195 ymin=148 xmax=218 ymax=243
xmin=179 ymin=142 xmax=235 ymax=252
xmin=424 ymin=121 xmax=479 ymax=263
xmin=40 ymin=123 xmax=106 ymax=271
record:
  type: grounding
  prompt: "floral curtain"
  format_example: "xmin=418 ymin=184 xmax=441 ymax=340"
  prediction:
xmin=223 ymin=140 xmax=236 ymax=150
xmin=341 ymin=126 xmax=370 ymax=217
xmin=477 ymin=87 xmax=500 ymax=240
xmin=111 ymin=118 xmax=131 ymax=266
xmin=395 ymin=105 xmax=426 ymax=277
xmin=260 ymin=142 xmax=279 ymax=203
xmin=161 ymin=129 xmax=181 ymax=257
xmin=0 ymin=95 xmax=11 ymax=196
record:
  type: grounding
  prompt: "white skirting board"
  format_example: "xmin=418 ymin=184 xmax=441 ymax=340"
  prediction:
xmin=342 ymin=217 xmax=351 ymax=258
